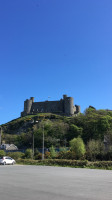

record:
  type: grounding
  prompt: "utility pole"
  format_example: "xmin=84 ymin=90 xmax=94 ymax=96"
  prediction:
xmin=0 ymin=126 xmax=2 ymax=147
xmin=32 ymin=120 xmax=38 ymax=159
xmin=32 ymin=132 xmax=34 ymax=159
xmin=42 ymin=123 xmax=44 ymax=160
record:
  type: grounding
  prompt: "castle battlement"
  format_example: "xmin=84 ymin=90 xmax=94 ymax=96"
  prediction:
xmin=21 ymin=94 xmax=80 ymax=117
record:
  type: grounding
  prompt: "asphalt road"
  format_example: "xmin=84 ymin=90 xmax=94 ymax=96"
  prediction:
xmin=0 ymin=165 xmax=112 ymax=200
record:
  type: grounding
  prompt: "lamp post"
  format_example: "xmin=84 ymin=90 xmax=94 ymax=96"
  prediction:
xmin=32 ymin=120 xmax=38 ymax=159
xmin=31 ymin=117 xmax=45 ymax=160
xmin=31 ymin=118 xmax=45 ymax=160
xmin=42 ymin=123 xmax=44 ymax=160
xmin=32 ymin=132 xmax=34 ymax=159
xmin=0 ymin=126 xmax=2 ymax=147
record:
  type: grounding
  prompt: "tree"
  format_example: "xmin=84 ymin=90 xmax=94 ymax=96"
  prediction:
xmin=69 ymin=137 xmax=86 ymax=159
xmin=67 ymin=124 xmax=83 ymax=141
xmin=87 ymin=139 xmax=104 ymax=161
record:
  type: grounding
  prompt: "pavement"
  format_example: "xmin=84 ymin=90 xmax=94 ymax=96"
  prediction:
xmin=0 ymin=165 xmax=112 ymax=200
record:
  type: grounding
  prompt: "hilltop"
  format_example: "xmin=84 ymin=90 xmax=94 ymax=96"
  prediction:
xmin=1 ymin=108 xmax=112 ymax=150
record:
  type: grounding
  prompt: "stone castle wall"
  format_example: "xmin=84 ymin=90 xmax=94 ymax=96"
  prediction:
xmin=21 ymin=95 xmax=80 ymax=117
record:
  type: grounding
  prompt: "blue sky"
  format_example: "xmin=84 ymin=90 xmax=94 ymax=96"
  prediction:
xmin=0 ymin=0 xmax=112 ymax=125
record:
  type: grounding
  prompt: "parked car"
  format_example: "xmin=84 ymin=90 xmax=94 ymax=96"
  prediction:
xmin=0 ymin=156 xmax=16 ymax=165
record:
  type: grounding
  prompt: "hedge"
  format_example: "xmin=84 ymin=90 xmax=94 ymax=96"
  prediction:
xmin=16 ymin=159 xmax=112 ymax=169
xmin=17 ymin=159 xmax=88 ymax=167
xmin=88 ymin=161 xmax=112 ymax=169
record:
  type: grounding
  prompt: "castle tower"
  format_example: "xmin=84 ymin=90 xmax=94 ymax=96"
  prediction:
xmin=30 ymin=97 xmax=34 ymax=102
xmin=22 ymin=97 xmax=34 ymax=116
xmin=75 ymin=105 xmax=80 ymax=114
xmin=63 ymin=95 xmax=74 ymax=116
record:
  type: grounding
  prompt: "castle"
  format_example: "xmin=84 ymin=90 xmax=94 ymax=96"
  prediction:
xmin=21 ymin=94 xmax=80 ymax=117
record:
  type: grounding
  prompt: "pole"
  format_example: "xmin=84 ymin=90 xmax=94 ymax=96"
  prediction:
xmin=42 ymin=123 xmax=44 ymax=160
xmin=32 ymin=132 xmax=34 ymax=159
xmin=32 ymin=121 xmax=38 ymax=159
xmin=0 ymin=127 xmax=2 ymax=147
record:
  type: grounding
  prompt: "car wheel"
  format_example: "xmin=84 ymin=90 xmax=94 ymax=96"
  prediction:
xmin=12 ymin=162 xmax=14 ymax=165
xmin=3 ymin=162 xmax=6 ymax=165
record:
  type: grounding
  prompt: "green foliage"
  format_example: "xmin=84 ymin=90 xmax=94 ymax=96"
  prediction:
xmin=67 ymin=124 xmax=83 ymax=141
xmin=35 ymin=152 xmax=42 ymax=160
xmin=33 ymin=120 xmax=68 ymax=148
xmin=25 ymin=149 xmax=33 ymax=159
xmin=6 ymin=152 xmax=24 ymax=160
xmin=16 ymin=158 xmax=112 ymax=169
xmin=49 ymin=146 xmax=57 ymax=158
xmin=2 ymin=109 xmax=112 ymax=160
xmin=70 ymin=137 xmax=86 ymax=159
xmin=57 ymin=150 xmax=76 ymax=160
xmin=86 ymin=139 xmax=104 ymax=161
xmin=59 ymin=147 xmax=68 ymax=152
xmin=88 ymin=161 xmax=112 ymax=169
xmin=103 ymin=150 xmax=112 ymax=160
xmin=44 ymin=151 xmax=51 ymax=159
xmin=17 ymin=158 xmax=88 ymax=168
xmin=17 ymin=133 xmax=32 ymax=148
xmin=2 ymin=134 xmax=18 ymax=145
xmin=0 ymin=150 xmax=6 ymax=157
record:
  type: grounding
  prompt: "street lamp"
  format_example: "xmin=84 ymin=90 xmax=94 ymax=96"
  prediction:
xmin=31 ymin=118 xmax=45 ymax=160
xmin=31 ymin=120 xmax=38 ymax=159
xmin=0 ymin=126 xmax=2 ymax=147
xmin=42 ymin=123 xmax=44 ymax=160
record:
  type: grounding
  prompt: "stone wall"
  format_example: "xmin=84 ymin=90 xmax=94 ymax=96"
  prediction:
xmin=21 ymin=94 xmax=80 ymax=117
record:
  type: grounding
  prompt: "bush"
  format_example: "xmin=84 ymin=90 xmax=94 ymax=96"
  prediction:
xmin=86 ymin=139 xmax=104 ymax=161
xmin=6 ymin=152 xmax=25 ymax=160
xmin=70 ymin=137 xmax=86 ymax=159
xmin=35 ymin=152 xmax=42 ymax=160
xmin=34 ymin=148 xmax=39 ymax=156
xmin=0 ymin=150 xmax=6 ymax=157
xmin=57 ymin=150 xmax=76 ymax=160
xmin=25 ymin=149 xmax=33 ymax=159
xmin=35 ymin=151 xmax=51 ymax=160
xmin=87 ymin=161 xmax=112 ymax=169
xmin=103 ymin=151 xmax=112 ymax=161
xmin=49 ymin=146 xmax=57 ymax=158
xmin=45 ymin=151 xmax=51 ymax=159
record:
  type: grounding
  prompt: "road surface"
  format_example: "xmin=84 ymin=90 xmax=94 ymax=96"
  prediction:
xmin=0 ymin=165 xmax=112 ymax=200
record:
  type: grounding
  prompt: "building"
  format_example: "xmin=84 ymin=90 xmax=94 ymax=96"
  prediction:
xmin=0 ymin=144 xmax=18 ymax=151
xmin=21 ymin=94 xmax=80 ymax=117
